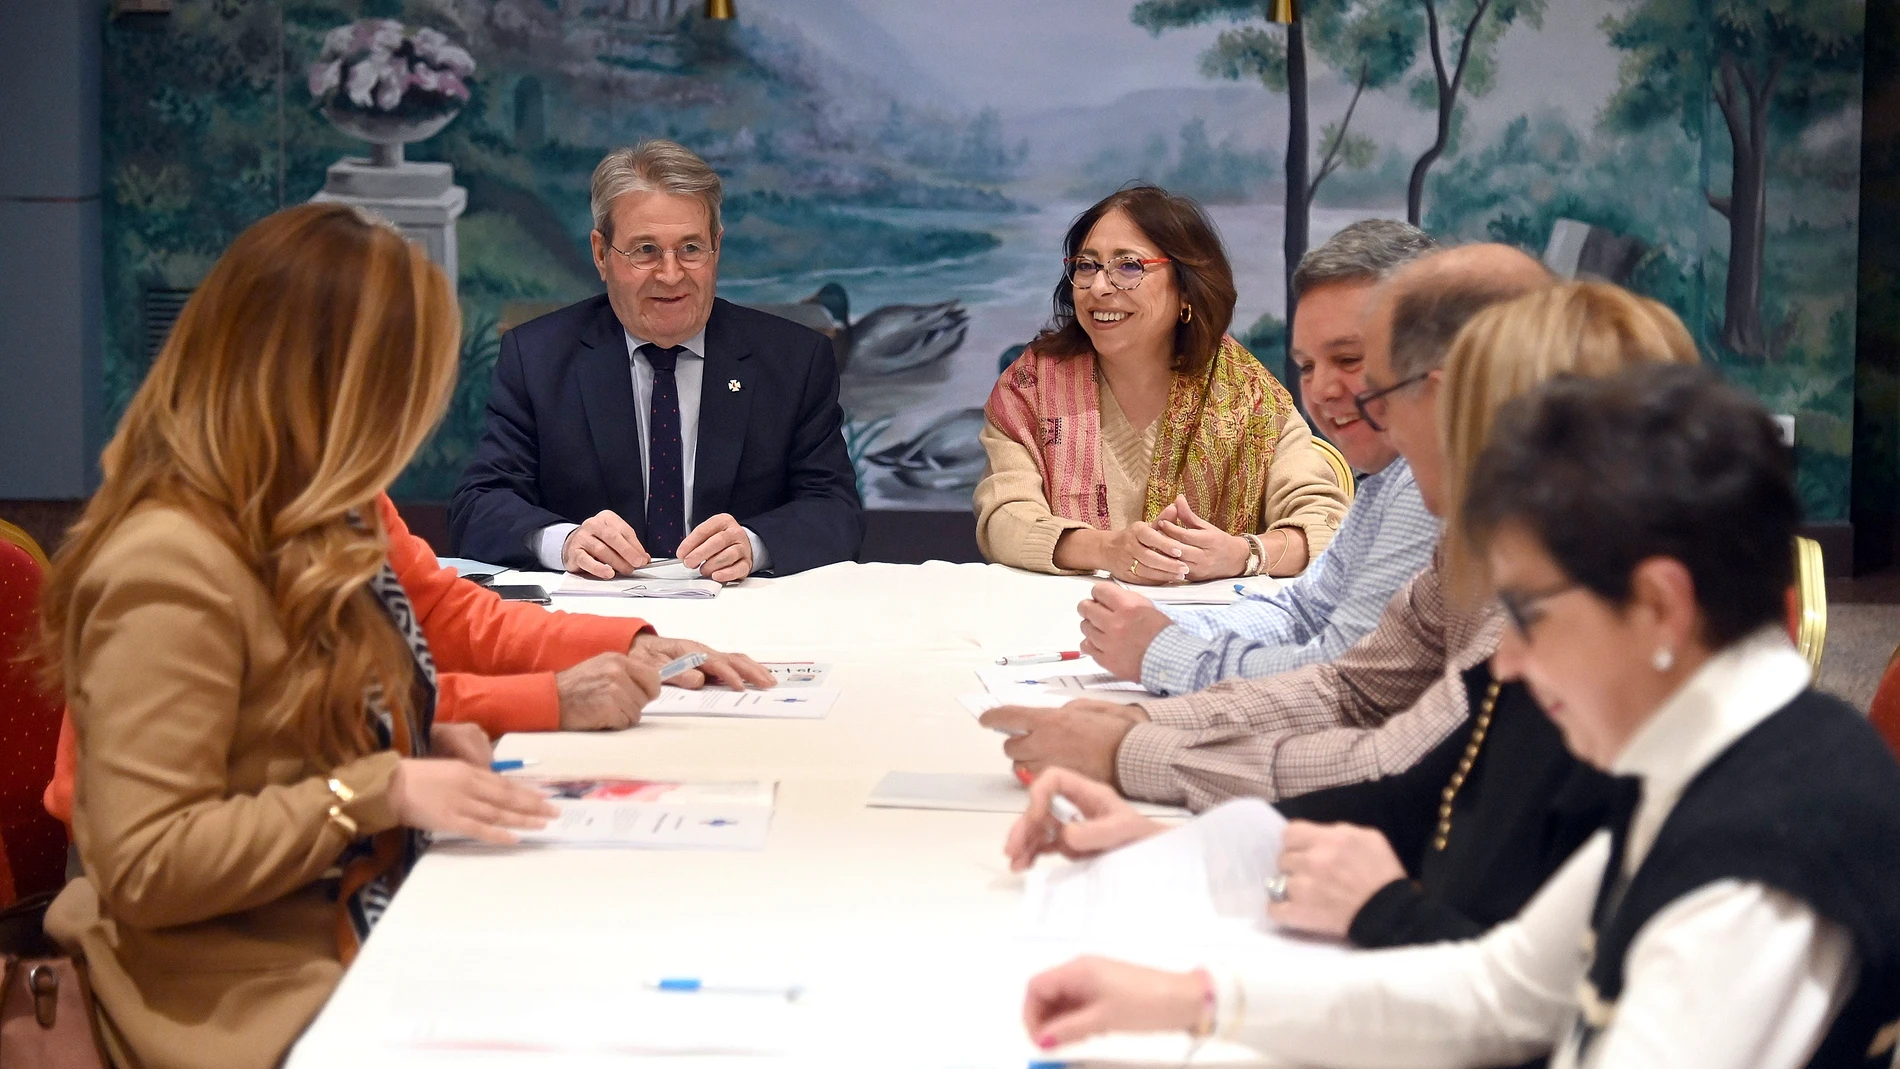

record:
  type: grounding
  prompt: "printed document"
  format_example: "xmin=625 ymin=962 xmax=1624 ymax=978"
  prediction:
xmin=643 ymin=685 xmax=840 ymax=719
xmin=477 ymin=778 xmax=775 ymax=850
xmin=1020 ymin=797 xmax=1291 ymax=939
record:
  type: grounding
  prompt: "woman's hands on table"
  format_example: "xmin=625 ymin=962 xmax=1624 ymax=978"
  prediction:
xmin=1004 ymin=767 xmax=1164 ymax=871
xmin=1023 ymin=957 xmax=1210 ymax=1050
xmin=391 ymin=726 xmax=558 ymax=845
xmin=1269 ymin=821 xmax=1408 ymax=937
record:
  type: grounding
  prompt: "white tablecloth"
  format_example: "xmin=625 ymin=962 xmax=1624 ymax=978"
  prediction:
xmin=287 ymin=563 xmax=1283 ymax=1068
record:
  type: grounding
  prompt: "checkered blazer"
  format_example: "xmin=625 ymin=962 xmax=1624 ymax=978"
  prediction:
xmin=1116 ymin=541 xmax=1504 ymax=811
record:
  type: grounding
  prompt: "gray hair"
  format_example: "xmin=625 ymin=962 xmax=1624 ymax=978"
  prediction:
xmin=1292 ymin=219 xmax=1436 ymax=299
xmin=590 ymin=139 xmax=723 ymax=242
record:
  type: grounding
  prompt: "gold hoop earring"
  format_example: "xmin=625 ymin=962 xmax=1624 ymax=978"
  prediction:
xmin=1179 ymin=304 xmax=1193 ymax=324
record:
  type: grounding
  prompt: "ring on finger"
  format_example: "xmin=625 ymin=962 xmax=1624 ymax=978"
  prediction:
xmin=1265 ymin=874 xmax=1290 ymax=903
xmin=1130 ymin=559 xmax=1142 ymax=578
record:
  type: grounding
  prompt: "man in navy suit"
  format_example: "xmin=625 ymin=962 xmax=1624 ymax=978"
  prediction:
xmin=450 ymin=140 xmax=863 ymax=580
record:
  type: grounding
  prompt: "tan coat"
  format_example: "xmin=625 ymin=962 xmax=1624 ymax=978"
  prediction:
xmin=46 ymin=506 xmax=403 ymax=1069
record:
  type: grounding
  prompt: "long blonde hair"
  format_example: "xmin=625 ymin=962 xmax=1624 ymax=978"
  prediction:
xmin=41 ymin=204 xmax=461 ymax=766
xmin=1441 ymin=281 xmax=1700 ymax=600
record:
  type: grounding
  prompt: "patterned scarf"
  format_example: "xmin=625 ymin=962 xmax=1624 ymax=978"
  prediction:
xmin=985 ymin=334 xmax=1295 ymax=532
xmin=333 ymin=561 xmax=436 ymax=965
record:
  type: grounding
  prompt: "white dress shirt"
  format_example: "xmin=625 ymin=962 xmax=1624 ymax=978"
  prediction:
xmin=1207 ymin=626 xmax=1857 ymax=1069
xmin=531 ymin=328 xmax=769 ymax=571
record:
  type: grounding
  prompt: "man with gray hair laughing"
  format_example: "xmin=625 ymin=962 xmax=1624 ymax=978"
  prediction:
xmin=450 ymin=139 xmax=863 ymax=580
xmin=1075 ymin=219 xmax=1440 ymax=696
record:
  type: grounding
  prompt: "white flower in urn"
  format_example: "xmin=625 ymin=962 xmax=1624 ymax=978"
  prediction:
xmin=308 ymin=18 xmax=476 ymax=165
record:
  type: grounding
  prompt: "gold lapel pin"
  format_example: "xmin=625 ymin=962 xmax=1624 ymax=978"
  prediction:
xmin=728 ymin=379 xmax=742 ymax=392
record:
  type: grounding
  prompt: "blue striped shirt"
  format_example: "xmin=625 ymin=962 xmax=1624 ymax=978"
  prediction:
xmin=1140 ymin=458 xmax=1439 ymax=696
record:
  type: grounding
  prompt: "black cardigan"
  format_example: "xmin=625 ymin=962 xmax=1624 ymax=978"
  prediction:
xmin=1276 ymin=662 xmax=1616 ymax=947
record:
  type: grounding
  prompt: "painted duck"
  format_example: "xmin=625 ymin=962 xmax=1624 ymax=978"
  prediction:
xmin=803 ymin=282 xmax=969 ymax=376
xmin=861 ymin=407 xmax=988 ymax=491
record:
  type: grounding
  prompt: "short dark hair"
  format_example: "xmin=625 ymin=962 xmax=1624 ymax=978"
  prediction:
xmin=1032 ymin=185 xmax=1236 ymax=375
xmin=1389 ymin=275 xmax=1541 ymax=380
xmin=1463 ymin=363 xmax=1800 ymax=647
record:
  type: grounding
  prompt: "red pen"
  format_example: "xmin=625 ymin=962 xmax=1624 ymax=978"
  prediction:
xmin=994 ymin=651 xmax=1082 ymax=666
xmin=1014 ymin=766 xmax=1035 ymax=786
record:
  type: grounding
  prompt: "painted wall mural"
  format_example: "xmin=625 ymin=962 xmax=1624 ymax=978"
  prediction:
xmin=102 ymin=0 xmax=1867 ymax=522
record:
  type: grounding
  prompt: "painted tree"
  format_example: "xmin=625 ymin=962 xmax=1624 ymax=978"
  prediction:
xmin=1132 ymin=0 xmax=1414 ymax=389
xmin=1402 ymin=0 xmax=1545 ymax=223
xmin=1602 ymin=1 xmax=1862 ymax=357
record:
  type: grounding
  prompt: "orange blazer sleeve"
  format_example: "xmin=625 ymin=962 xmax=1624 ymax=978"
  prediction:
xmin=377 ymin=495 xmax=651 ymax=735
xmin=45 ymin=500 xmax=657 ymax=829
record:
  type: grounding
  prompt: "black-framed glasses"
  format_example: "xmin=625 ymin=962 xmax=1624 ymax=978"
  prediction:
xmin=606 ymin=240 xmax=715 ymax=271
xmin=1351 ymin=371 xmax=1431 ymax=432
xmin=1498 ymin=581 xmax=1581 ymax=638
xmin=1064 ymin=255 xmax=1172 ymax=291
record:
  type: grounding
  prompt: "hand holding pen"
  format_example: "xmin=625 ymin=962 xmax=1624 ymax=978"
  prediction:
xmin=1003 ymin=767 xmax=1166 ymax=872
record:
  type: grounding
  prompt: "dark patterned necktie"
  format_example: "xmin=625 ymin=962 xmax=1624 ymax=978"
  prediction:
xmin=643 ymin=343 xmax=687 ymax=554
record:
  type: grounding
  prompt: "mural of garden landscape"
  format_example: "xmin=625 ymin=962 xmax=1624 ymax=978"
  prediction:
xmin=103 ymin=0 xmax=1868 ymax=526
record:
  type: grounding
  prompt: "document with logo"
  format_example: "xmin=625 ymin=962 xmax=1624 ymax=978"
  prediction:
xmin=495 ymin=778 xmax=776 ymax=850
xmin=642 ymin=685 xmax=840 ymax=719
xmin=761 ymin=662 xmax=831 ymax=688
xmin=975 ymin=660 xmax=1151 ymax=703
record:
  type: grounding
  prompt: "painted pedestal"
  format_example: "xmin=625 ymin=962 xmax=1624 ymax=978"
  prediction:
xmin=310 ymin=158 xmax=467 ymax=286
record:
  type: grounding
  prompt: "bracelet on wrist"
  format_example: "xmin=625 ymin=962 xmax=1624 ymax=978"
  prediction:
xmin=1241 ymin=533 xmax=1263 ymax=577
xmin=1266 ymin=530 xmax=1289 ymax=574
xmin=325 ymin=776 xmax=360 ymax=838
xmin=1188 ymin=967 xmax=1216 ymax=1038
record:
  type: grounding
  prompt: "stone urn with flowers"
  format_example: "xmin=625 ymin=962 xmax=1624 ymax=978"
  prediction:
xmin=307 ymin=19 xmax=474 ymax=284
xmin=308 ymin=20 xmax=476 ymax=166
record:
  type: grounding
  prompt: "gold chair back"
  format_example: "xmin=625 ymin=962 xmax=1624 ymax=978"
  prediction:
xmin=1312 ymin=437 xmax=1356 ymax=504
xmin=1792 ymin=535 xmax=1826 ymax=673
xmin=0 ymin=519 xmax=49 ymax=572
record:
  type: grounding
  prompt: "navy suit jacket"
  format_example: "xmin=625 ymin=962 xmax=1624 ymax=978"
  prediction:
xmin=449 ymin=295 xmax=864 ymax=574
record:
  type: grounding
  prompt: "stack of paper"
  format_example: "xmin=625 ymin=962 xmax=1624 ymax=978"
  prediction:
xmin=555 ymin=574 xmax=722 ymax=599
xmin=1021 ymin=797 xmax=1287 ymax=938
xmin=491 ymin=777 xmax=777 ymax=849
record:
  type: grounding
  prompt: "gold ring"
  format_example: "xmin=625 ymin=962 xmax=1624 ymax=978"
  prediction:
xmin=1130 ymin=559 xmax=1142 ymax=577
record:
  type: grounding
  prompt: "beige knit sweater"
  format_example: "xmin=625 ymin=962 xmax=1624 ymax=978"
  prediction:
xmin=973 ymin=382 xmax=1348 ymax=574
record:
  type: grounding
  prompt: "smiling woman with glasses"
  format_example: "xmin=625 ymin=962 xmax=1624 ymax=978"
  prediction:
xmin=974 ymin=185 xmax=1348 ymax=583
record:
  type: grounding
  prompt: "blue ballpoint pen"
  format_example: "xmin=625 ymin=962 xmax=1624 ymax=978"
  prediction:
xmin=489 ymin=758 xmax=538 ymax=772
xmin=649 ymin=977 xmax=805 ymax=1000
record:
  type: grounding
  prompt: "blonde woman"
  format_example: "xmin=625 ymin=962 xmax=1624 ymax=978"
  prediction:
xmin=41 ymin=204 xmax=558 ymax=1069
xmin=975 ymin=186 xmax=1347 ymax=582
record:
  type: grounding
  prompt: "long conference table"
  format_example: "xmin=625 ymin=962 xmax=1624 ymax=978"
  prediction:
xmin=288 ymin=562 xmax=1291 ymax=1068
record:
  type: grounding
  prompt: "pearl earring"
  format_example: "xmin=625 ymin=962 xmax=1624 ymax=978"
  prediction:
xmin=1652 ymin=648 xmax=1675 ymax=672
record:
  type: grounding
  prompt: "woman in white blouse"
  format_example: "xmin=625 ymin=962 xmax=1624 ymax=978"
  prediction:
xmin=1017 ymin=364 xmax=1900 ymax=1069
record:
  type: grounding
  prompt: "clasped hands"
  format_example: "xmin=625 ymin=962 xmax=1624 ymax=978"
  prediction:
xmin=1005 ymin=767 xmax=1408 ymax=1050
xmin=563 ymin=509 xmax=756 ymax=583
xmin=1104 ymin=494 xmax=1253 ymax=586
